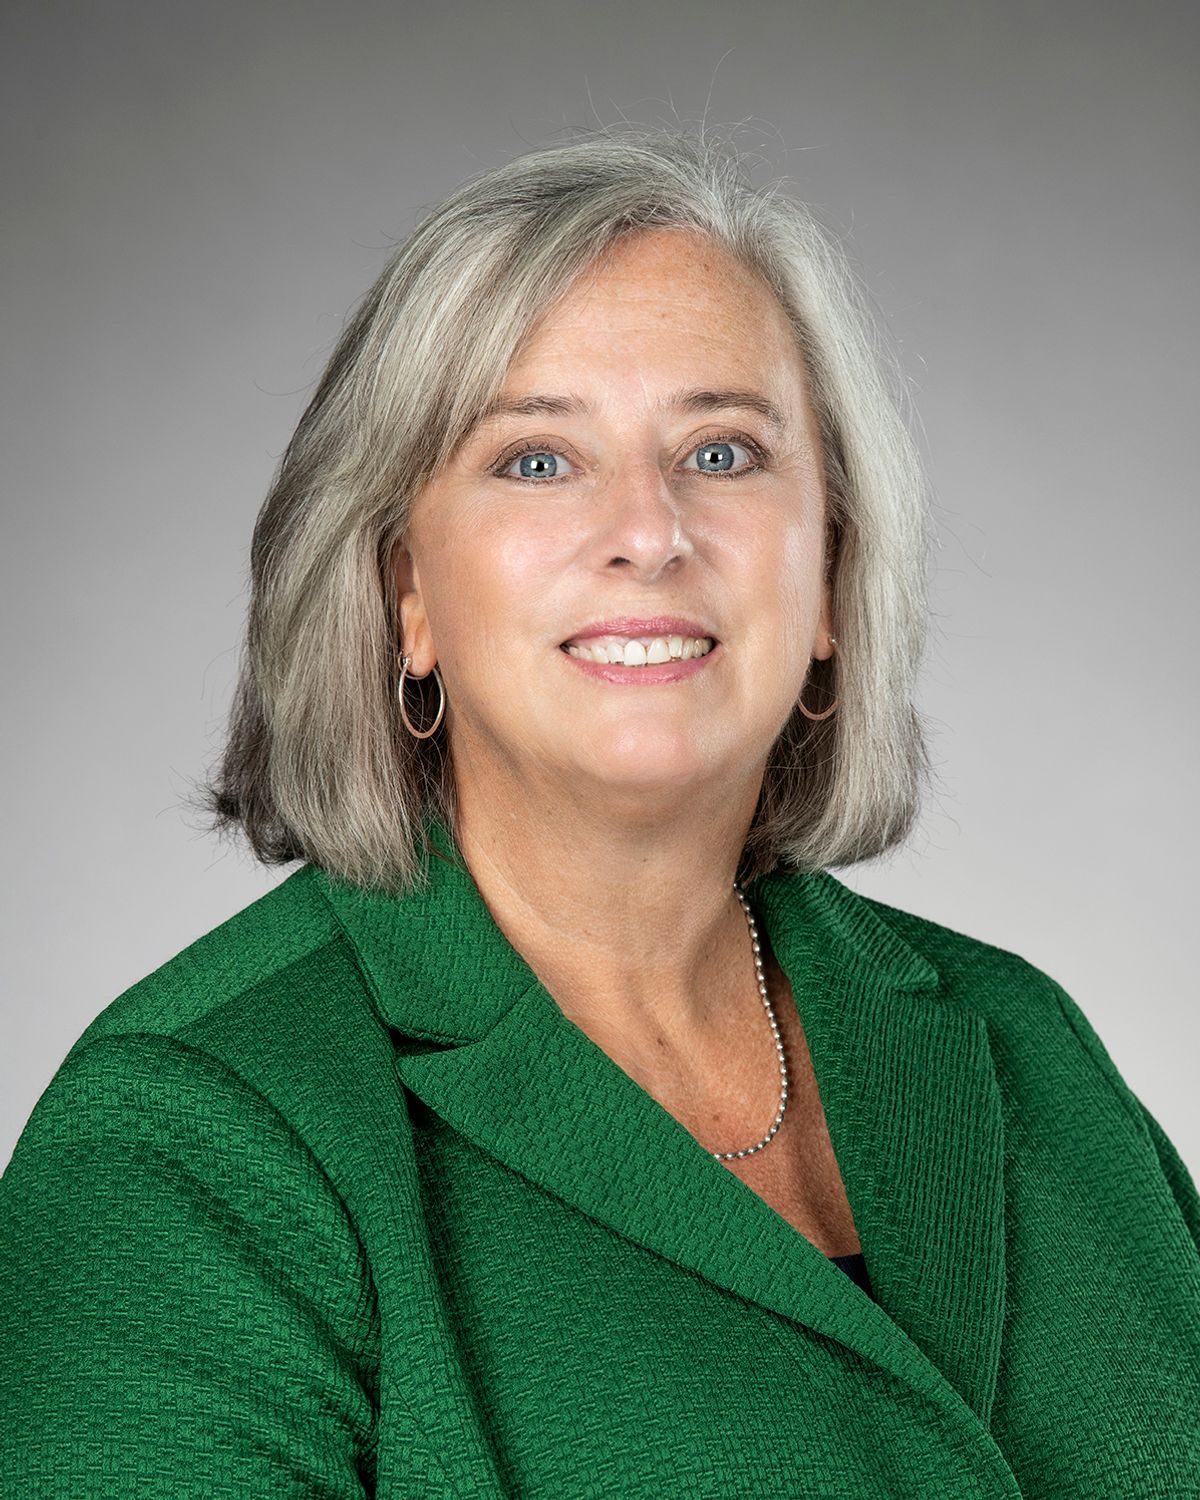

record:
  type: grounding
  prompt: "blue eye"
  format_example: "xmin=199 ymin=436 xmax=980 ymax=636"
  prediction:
xmin=503 ymin=450 xmax=576 ymax=480
xmin=684 ymin=439 xmax=757 ymax=474
xmin=493 ymin=433 xmax=765 ymax=483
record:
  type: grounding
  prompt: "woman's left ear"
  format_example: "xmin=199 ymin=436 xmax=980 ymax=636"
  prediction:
xmin=813 ymin=583 xmax=836 ymax=661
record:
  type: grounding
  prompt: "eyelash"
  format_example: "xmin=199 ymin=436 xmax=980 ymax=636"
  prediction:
xmin=489 ymin=431 xmax=770 ymax=484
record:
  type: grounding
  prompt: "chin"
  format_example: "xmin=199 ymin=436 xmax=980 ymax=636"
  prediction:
xmin=569 ymin=733 xmax=717 ymax=788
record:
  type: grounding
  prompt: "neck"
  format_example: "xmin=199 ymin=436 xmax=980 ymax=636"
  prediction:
xmin=447 ymin=774 xmax=765 ymax=1056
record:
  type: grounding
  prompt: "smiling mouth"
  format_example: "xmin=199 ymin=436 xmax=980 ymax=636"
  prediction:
xmin=559 ymin=633 xmax=717 ymax=667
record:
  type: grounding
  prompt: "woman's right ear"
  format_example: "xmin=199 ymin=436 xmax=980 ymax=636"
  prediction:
xmin=392 ymin=540 xmax=417 ymax=597
xmin=393 ymin=544 xmax=434 ymax=671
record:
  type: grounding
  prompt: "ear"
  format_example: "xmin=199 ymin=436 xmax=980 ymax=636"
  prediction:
xmin=812 ymin=577 xmax=836 ymax=662
xmin=392 ymin=541 xmax=436 ymax=673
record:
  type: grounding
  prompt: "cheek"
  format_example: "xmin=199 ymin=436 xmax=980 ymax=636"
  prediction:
xmin=491 ymin=522 xmax=566 ymax=580
xmin=435 ymin=513 xmax=568 ymax=654
xmin=742 ymin=519 xmax=823 ymax=656
xmin=727 ymin=508 xmax=806 ymax=585
xmin=779 ymin=531 xmax=817 ymax=622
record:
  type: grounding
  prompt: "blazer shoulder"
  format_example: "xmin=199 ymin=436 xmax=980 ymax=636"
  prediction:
xmin=843 ymin=881 xmax=1155 ymax=1117
xmin=848 ymin=881 xmax=1200 ymax=1246
xmin=837 ymin=879 xmax=1085 ymax=1031
xmin=68 ymin=864 xmax=357 ymax=1064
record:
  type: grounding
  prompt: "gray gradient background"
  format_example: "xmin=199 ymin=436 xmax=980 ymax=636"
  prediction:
xmin=3 ymin=0 xmax=1197 ymax=1174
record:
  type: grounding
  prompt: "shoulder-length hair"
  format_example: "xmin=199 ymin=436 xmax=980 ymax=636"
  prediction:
xmin=194 ymin=123 xmax=935 ymax=896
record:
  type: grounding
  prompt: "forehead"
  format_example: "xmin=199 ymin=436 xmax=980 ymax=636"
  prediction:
xmin=535 ymin=228 xmax=794 ymax=346
xmin=493 ymin=228 xmax=811 ymax=414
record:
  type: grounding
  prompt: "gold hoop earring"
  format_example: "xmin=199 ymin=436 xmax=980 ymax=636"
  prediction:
xmin=797 ymin=636 xmax=839 ymax=722
xmin=397 ymin=653 xmax=446 ymax=739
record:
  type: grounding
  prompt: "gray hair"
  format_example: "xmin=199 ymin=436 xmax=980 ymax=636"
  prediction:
xmin=193 ymin=122 xmax=935 ymax=895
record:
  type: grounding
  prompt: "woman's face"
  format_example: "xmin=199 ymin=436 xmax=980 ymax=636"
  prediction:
xmin=395 ymin=227 xmax=834 ymax=821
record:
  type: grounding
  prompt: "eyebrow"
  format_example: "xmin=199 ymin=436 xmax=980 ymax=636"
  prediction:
xmin=472 ymin=386 xmax=790 ymax=435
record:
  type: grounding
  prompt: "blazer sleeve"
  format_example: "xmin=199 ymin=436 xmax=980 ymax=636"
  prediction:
xmin=1136 ymin=1097 xmax=1200 ymax=1254
xmin=1050 ymin=979 xmax=1200 ymax=1257
xmin=0 ymin=1032 xmax=379 ymax=1497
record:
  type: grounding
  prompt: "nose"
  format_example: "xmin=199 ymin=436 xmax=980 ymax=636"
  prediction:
xmin=594 ymin=461 xmax=696 ymax=580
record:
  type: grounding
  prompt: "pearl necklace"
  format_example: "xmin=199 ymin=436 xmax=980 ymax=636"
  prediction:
xmin=710 ymin=884 xmax=789 ymax=1161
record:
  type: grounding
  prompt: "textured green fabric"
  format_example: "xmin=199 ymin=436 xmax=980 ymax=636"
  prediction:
xmin=3 ymin=819 xmax=1199 ymax=1496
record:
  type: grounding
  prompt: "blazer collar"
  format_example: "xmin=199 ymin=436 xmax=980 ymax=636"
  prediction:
xmin=308 ymin=816 xmax=1008 ymax=1451
xmin=309 ymin=814 xmax=940 ymax=1038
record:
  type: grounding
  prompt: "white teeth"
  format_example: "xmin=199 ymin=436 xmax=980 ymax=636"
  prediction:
xmin=564 ymin=634 xmax=715 ymax=665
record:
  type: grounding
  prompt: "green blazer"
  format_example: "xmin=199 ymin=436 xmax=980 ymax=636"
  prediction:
xmin=3 ymin=820 xmax=1199 ymax=1497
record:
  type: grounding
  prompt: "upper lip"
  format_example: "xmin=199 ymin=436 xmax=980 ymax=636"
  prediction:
xmin=561 ymin=616 xmax=719 ymax=646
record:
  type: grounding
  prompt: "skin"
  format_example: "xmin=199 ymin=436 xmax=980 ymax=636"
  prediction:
xmin=393 ymin=226 xmax=836 ymax=1144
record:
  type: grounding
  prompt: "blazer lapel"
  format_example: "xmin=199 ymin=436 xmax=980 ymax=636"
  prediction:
xmin=753 ymin=870 xmax=1008 ymax=1426
xmin=310 ymin=818 xmax=1006 ymax=1432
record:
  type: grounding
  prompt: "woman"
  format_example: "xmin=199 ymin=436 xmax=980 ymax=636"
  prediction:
xmin=2 ymin=125 xmax=1197 ymax=1498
